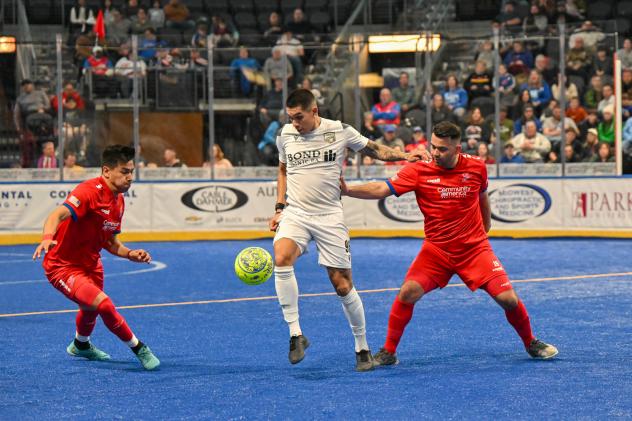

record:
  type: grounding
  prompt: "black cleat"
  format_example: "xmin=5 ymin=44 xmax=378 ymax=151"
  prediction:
xmin=527 ymin=338 xmax=559 ymax=359
xmin=373 ymin=347 xmax=399 ymax=366
xmin=289 ymin=335 xmax=310 ymax=364
xmin=355 ymin=349 xmax=376 ymax=372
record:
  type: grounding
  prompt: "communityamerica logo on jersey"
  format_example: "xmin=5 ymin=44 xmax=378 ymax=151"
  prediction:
xmin=437 ymin=186 xmax=471 ymax=199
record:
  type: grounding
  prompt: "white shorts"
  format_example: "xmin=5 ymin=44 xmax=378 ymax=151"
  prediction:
xmin=273 ymin=209 xmax=351 ymax=269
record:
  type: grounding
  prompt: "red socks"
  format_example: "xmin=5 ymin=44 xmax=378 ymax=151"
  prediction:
xmin=76 ymin=309 xmax=98 ymax=337
xmin=384 ymin=297 xmax=415 ymax=354
xmin=97 ymin=297 xmax=134 ymax=342
xmin=505 ymin=300 xmax=535 ymax=348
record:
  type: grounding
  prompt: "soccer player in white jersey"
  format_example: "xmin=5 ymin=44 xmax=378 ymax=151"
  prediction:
xmin=269 ymin=89 xmax=429 ymax=371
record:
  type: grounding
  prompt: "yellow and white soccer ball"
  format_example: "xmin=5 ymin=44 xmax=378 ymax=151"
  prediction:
xmin=234 ymin=247 xmax=274 ymax=285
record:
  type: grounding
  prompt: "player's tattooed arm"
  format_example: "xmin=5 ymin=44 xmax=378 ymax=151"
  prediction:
xmin=359 ymin=140 xmax=430 ymax=162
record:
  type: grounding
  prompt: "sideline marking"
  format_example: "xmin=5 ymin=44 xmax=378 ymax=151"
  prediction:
xmin=0 ymin=261 xmax=168 ymax=286
xmin=2 ymin=271 xmax=632 ymax=318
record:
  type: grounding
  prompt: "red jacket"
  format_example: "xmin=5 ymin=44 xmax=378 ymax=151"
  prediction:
xmin=51 ymin=91 xmax=85 ymax=112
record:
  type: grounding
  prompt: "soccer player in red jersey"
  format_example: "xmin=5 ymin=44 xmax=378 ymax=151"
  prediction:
xmin=341 ymin=121 xmax=558 ymax=365
xmin=32 ymin=145 xmax=160 ymax=370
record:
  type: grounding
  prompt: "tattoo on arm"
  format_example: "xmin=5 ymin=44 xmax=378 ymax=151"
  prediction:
xmin=360 ymin=140 xmax=407 ymax=162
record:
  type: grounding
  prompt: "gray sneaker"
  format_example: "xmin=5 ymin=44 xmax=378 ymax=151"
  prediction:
xmin=373 ymin=347 xmax=399 ymax=366
xmin=289 ymin=335 xmax=310 ymax=364
xmin=135 ymin=344 xmax=161 ymax=370
xmin=527 ymin=339 xmax=559 ymax=359
xmin=355 ymin=350 xmax=375 ymax=372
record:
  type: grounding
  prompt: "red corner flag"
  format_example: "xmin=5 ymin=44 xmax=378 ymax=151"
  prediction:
xmin=94 ymin=10 xmax=105 ymax=41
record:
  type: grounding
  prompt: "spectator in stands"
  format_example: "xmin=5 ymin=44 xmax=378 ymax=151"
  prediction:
xmin=510 ymin=120 xmax=551 ymax=163
xmin=51 ymin=81 xmax=85 ymax=115
xmin=37 ymin=141 xmax=58 ymax=169
xmin=302 ymin=78 xmax=324 ymax=106
xmin=139 ymin=28 xmax=164 ymax=62
xmin=360 ymin=111 xmax=383 ymax=141
xmin=286 ymin=8 xmax=316 ymax=42
xmin=148 ymin=0 xmax=165 ymax=29
xmin=211 ymin=16 xmax=237 ymax=47
xmin=406 ymin=126 xmax=427 ymax=151
xmin=581 ymin=128 xmax=599 ymax=161
xmin=597 ymin=84 xmax=614 ymax=115
xmin=540 ymin=98 xmax=557 ymax=120
xmin=569 ymin=21 xmax=605 ymax=54
xmin=122 ymin=0 xmax=140 ymax=20
xmin=566 ymin=37 xmax=592 ymax=83
xmin=504 ymin=41 xmax=533 ymax=75
xmin=534 ymin=0 xmax=556 ymax=19
xmin=497 ymin=1 xmax=522 ymax=34
xmin=592 ymin=46 xmax=613 ymax=81
xmin=203 ymin=144 xmax=233 ymax=169
xmin=14 ymin=79 xmax=53 ymax=167
xmin=477 ymin=142 xmax=495 ymax=164
xmin=565 ymin=126 xmax=583 ymax=155
xmin=69 ymin=0 xmax=95 ymax=37
xmin=259 ymin=78 xmax=284 ymax=126
xmin=475 ymin=40 xmax=494 ymax=71
xmin=188 ymin=48 xmax=208 ymax=68
xmin=622 ymin=117 xmax=632 ymax=153
xmin=441 ymin=74 xmax=468 ymax=119
xmin=263 ymin=12 xmax=284 ymax=45
xmin=462 ymin=107 xmax=491 ymax=152
xmin=191 ymin=19 xmax=209 ymax=48
xmin=102 ymin=0 xmax=115 ymax=25
xmin=490 ymin=106 xmax=514 ymax=146
xmin=523 ymin=4 xmax=548 ymax=37
xmin=230 ymin=47 xmax=261 ymax=97
xmin=258 ymin=110 xmax=284 ymax=165
xmin=514 ymin=104 xmax=542 ymax=134
xmin=115 ymin=44 xmax=147 ymax=97
xmin=617 ymin=38 xmax=632 ymax=70
xmin=543 ymin=104 xmax=579 ymax=149
xmin=590 ymin=142 xmax=614 ymax=162
xmin=551 ymin=75 xmax=579 ymax=103
xmin=511 ymin=88 xmax=532 ymax=119
xmin=583 ymin=75 xmax=603 ymax=112
xmin=131 ymin=8 xmax=154 ymax=34
xmin=163 ymin=147 xmax=185 ymax=167
xmin=621 ymin=69 xmax=632 ymax=119
xmin=106 ymin=9 xmax=132 ymax=47
xmin=501 ymin=142 xmax=525 ymax=163
xmin=165 ymin=0 xmax=194 ymax=30
xmin=276 ymin=30 xmax=304 ymax=86
xmin=371 ymin=88 xmax=401 ymax=127
xmin=498 ymin=63 xmax=516 ymax=107
xmin=598 ymin=105 xmax=615 ymax=144
xmin=464 ymin=60 xmax=493 ymax=105
xmin=51 ymin=81 xmax=87 ymax=155
xmin=534 ymin=54 xmax=556 ymax=86
xmin=566 ymin=96 xmax=587 ymax=125
xmin=579 ymin=110 xmax=599 ymax=140
xmin=64 ymin=151 xmax=84 ymax=171
xmin=429 ymin=93 xmax=454 ymax=126
xmin=263 ymin=47 xmax=293 ymax=89
xmin=376 ymin=125 xmax=405 ymax=152
xmin=83 ymin=46 xmax=113 ymax=76
xmin=563 ymin=144 xmax=581 ymax=163
xmin=392 ymin=72 xmax=416 ymax=114
xmin=565 ymin=0 xmax=586 ymax=22
xmin=519 ymin=70 xmax=551 ymax=113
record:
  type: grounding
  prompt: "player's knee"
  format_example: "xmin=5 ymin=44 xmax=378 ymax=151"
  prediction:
xmin=334 ymin=282 xmax=353 ymax=296
xmin=496 ymin=290 xmax=519 ymax=310
xmin=399 ymin=281 xmax=424 ymax=303
xmin=96 ymin=296 xmax=116 ymax=314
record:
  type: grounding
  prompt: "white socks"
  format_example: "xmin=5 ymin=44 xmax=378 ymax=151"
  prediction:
xmin=339 ymin=287 xmax=369 ymax=352
xmin=126 ymin=335 xmax=139 ymax=348
xmin=275 ymin=266 xmax=302 ymax=337
xmin=75 ymin=333 xmax=89 ymax=343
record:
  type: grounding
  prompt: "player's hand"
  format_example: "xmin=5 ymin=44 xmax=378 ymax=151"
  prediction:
xmin=128 ymin=249 xmax=151 ymax=263
xmin=406 ymin=149 xmax=432 ymax=162
xmin=269 ymin=212 xmax=282 ymax=232
xmin=339 ymin=176 xmax=350 ymax=196
xmin=32 ymin=240 xmax=57 ymax=260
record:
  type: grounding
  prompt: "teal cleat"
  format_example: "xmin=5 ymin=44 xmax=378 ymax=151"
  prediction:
xmin=66 ymin=340 xmax=111 ymax=361
xmin=135 ymin=345 xmax=160 ymax=370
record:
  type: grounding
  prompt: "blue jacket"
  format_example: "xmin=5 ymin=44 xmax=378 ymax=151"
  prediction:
xmin=442 ymin=87 xmax=468 ymax=110
xmin=259 ymin=121 xmax=280 ymax=151
xmin=623 ymin=117 xmax=632 ymax=141
xmin=519 ymin=82 xmax=552 ymax=108
xmin=501 ymin=154 xmax=526 ymax=163
xmin=230 ymin=57 xmax=260 ymax=95
xmin=513 ymin=117 xmax=542 ymax=135
xmin=504 ymin=50 xmax=534 ymax=69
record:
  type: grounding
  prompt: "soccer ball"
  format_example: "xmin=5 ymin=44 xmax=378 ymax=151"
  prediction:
xmin=234 ymin=247 xmax=274 ymax=285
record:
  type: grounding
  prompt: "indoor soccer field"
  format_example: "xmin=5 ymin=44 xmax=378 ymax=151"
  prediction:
xmin=1 ymin=237 xmax=631 ymax=419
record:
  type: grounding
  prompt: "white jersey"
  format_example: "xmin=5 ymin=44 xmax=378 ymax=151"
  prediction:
xmin=277 ymin=118 xmax=369 ymax=215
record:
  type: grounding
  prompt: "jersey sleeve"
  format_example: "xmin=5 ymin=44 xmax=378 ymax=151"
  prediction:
xmin=343 ymin=125 xmax=369 ymax=152
xmin=276 ymin=135 xmax=286 ymax=164
xmin=63 ymin=183 xmax=95 ymax=221
xmin=386 ymin=164 xmax=419 ymax=197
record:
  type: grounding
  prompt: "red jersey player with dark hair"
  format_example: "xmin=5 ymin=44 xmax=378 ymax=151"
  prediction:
xmin=341 ymin=121 xmax=558 ymax=365
xmin=32 ymin=144 xmax=160 ymax=370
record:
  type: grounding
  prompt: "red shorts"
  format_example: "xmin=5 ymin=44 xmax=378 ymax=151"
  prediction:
xmin=46 ymin=266 xmax=104 ymax=308
xmin=404 ymin=241 xmax=513 ymax=297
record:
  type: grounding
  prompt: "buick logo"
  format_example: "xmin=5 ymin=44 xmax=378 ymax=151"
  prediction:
xmin=181 ymin=186 xmax=248 ymax=212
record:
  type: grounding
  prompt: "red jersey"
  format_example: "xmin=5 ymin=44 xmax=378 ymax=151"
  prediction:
xmin=386 ymin=154 xmax=488 ymax=253
xmin=43 ymin=176 xmax=125 ymax=272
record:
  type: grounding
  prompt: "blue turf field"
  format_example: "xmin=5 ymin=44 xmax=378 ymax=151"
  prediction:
xmin=1 ymin=238 xmax=632 ymax=420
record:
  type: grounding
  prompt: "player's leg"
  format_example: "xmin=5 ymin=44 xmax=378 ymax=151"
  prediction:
xmin=482 ymin=277 xmax=558 ymax=359
xmin=326 ymin=267 xmax=374 ymax=372
xmin=273 ymin=212 xmax=312 ymax=364
xmin=375 ymin=242 xmax=452 ymax=366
